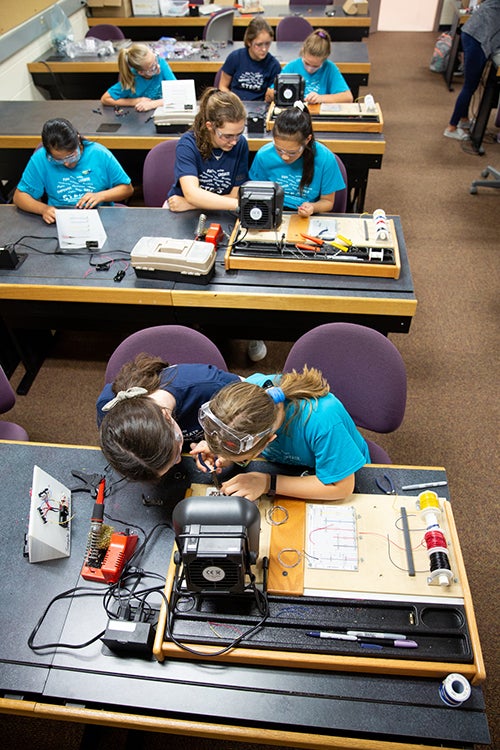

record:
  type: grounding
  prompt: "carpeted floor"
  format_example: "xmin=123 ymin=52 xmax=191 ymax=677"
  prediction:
xmin=2 ymin=30 xmax=499 ymax=750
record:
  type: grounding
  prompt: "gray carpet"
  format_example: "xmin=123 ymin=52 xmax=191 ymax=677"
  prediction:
xmin=2 ymin=30 xmax=499 ymax=750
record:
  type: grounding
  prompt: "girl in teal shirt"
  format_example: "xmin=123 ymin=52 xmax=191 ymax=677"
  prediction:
xmin=249 ymin=104 xmax=345 ymax=216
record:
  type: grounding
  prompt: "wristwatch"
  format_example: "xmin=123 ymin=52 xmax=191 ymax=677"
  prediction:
xmin=268 ymin=474 xmax=277 ymax=497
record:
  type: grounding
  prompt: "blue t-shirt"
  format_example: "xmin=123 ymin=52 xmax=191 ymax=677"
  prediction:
xmin=249 ymin=140 xmax=345 ymax=209
xmin=97 ymin=363 xmax=240 ymax=443
xmin=168 ymin=130 xmax=249 ymax=198
xmin=280 ymin=58 xmax=350 ymax=98
xmin=106 ymin=57 xmax=176 ymax=101
xmin=16 ymin=141 xmax=131 ymax=206
xmin=221 ymin=47 xmax=281 ymax=101
xmin=246 ymin=373 xmax=369 ymax=484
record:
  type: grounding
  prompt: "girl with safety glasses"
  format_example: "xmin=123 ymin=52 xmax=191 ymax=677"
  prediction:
xmin=97 ymin=353 xmax=241 ymax=482
xmin=13 ymin=117 xmax=133 ymax=224
xmin=219 ymin=17 xmax=281 ymax=102
xmin=249 ymin=104 xmax=344 ymax=216
xmin=101 ymin=43 xmax=176 ymax=112
xmin=193 ymin=367 xmax=370 ymax=502
xmin=166 ymin=87 xmax=249 ymax=212
xmin=278 ymin=29 xmax=353 ymax=105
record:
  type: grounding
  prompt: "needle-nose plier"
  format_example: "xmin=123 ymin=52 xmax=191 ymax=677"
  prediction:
xmin=376 ymin=473 xmax=397 ymax=495
xmin=198 ymin=455 xmax=222 ymax=492
xmin=296 ymin=233 xmax=353 ymax=253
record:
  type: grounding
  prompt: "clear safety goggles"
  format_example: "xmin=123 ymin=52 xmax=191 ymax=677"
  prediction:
xmin=198 ymin=401 xmax=273 ymax=455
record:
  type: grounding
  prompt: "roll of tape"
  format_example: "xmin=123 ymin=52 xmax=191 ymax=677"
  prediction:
xmin=439 ymin=673 xmax=471 ymax=706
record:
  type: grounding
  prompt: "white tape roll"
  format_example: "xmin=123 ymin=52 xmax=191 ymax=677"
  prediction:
xmin=439 ymin=673 xmax=471 ymax=706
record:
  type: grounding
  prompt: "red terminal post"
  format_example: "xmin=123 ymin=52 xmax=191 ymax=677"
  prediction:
xmin=205 ymin=223 xmax=223 ymax=249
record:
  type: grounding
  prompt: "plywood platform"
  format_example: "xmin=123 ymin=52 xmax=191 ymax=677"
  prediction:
xmin=225 ymin=214 xmax=401 ymax=279
xmin=266 ymin=101 xmax=384 ymax=132
xmin=153 ymin=488 xmax=485 ymax=684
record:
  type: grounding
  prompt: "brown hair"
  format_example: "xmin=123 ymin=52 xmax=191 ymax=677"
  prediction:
xmin=100 ymin=353 xmax=178 ymax=481
xmin=244 ymin=17 xmax=274 ymax=48
xmin=205 ymin=367 xmax=329 ymax=457
xmin=118 ymin=43 xmax=155 ymax=94
xmin=301 ymin=29 xmax=331 ymax=60
xmin=192 ymin=87 xmax=246 ymax=160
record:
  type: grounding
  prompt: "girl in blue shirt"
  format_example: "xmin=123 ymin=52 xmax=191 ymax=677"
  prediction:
xmin=219 ymin=17 xmax=281 ymax=102
xmin=167 ymin=87 xmax=249 ymax=212
xmin=279 ymin=29 xmax=353 ymax=105
xmin=249 ymin=104 xmax=345 ymax=216
xmin=101 ymin=43 xmax=176 ymax=112
xmin=193 ymin=367 xmax=370 ymax=502
xmin=13 ymin=118 xmax=133 ymax=224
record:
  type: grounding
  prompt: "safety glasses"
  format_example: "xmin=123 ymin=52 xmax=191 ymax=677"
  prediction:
xmin=139 ymin=55 xmax=159 ymax=76
xmin=47 ymin=145 xmax=81 ymax=165
xmin=198 ymin=401 xmax=273 ymax=455
xmin=274 ymin=143 xmax=304 ymax=158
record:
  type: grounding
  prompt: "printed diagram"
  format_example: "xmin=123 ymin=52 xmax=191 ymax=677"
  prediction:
xmin=306 ymin=504 xmax=358 ymax=571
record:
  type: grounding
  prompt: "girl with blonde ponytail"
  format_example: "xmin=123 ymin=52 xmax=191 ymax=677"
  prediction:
xmin=193 ymin=366 xmax=370 ymax=502
xmin=101 ymin=43 xmax=175 ymax=111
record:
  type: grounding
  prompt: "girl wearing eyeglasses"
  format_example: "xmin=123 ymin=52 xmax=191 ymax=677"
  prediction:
xmin=193 ymin=367 xmax=370 ymax=502
xmin=249 ymin=104 xmax=344 ymax=216
xmin=97 ymin=353 xmax=241 ymax=482
xmin=219 ymin=17 xmax=281 ymax=102
xmin=101 ymin=43 xmax=176 ymax=112
xmin=13 ymin=118 xmax=133 ymax=224
xmin=278 ymin=29 xmax=353 ymax=105
xmin=166 ymin=88 xmax=249 ymax=212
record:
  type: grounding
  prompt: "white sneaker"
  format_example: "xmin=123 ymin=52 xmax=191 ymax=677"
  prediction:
xmin=248 ymin=340 xmax=267 ymax=362
xmin=443 ymin=127 xmax=469 ymax=141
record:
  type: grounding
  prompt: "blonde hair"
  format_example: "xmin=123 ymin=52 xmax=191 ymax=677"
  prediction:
xmin=118 ymin=43 xmax=154 ymax=94
xmin=301 ymin=29 xmax=331 ymax=61
xmin=193 ymin=88 xmax=246 ymax=160
xmin=205 ymin=367 xmax=329 ymax=456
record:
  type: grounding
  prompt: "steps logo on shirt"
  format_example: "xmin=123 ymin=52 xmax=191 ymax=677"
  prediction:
xmin=57 ymin=174 xmax=95 ymax=204
xmin=237 ymin=71 xmax=264 ymax=91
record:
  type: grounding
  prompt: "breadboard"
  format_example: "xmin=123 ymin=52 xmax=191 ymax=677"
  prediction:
xmin=225 ymin=214 xmax=401 ymax=278
xmin=266 ymin=101 xmax=384 ymax=132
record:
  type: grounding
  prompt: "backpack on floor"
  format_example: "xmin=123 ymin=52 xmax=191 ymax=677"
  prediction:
xmin=430 ymin=32 xmax=452 ymax=73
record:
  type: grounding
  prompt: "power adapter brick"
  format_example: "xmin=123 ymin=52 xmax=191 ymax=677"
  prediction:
xmin=101 ymin=619 xmax=155 ymax=656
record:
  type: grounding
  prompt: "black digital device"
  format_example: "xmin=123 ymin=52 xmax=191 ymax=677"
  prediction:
xmin=239 ymin=181 xmax=284 ymax=230
xmin=274 ymin=74 xmax=304 ymax=107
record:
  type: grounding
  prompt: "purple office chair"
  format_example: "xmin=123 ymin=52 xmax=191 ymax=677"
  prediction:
xmin=283 ymin=323 xmax=407 ymax=464
xmin=0 ymin=366 xmax=29 ymax=441
xmin=332 ymin=154 xmax=348 ymax=213
xmin=105 ymin=325 xmax=228 ymax=383
xmin=290 ymin=0 xmax=333 ymax=4
xmin=142 ymin=139 xmax=179 ymax=208
xmin=275 ymin=16 xmax=314 ymax=42
xmin=85 ymin=24 xmax=125 ymax=41
xmin=203 ymin=9 xmax=235 ymax=43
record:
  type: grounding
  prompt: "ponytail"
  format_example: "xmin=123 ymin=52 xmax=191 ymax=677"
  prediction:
xmin=118 ymin=43 xmax=153 ymax=94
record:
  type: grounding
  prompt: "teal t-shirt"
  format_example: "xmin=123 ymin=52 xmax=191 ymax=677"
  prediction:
xmin=280 ymin=58 xmax=350 ymax=97
xmin=245 ymin=373 xmax=369 ymax=484
xmin=16 ymin=141 xmax=131 ymax=206
xmin=249 ymin=140 xmax=345 ymax=210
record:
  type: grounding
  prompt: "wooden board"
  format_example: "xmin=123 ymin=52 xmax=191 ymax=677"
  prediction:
xmin=266 ymin=102 xmax=384 ymax=133
xmin=153 ymin=487 xmax=485 ymax=683
xmin=225 ymin=215 xmax=401 ymax=279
